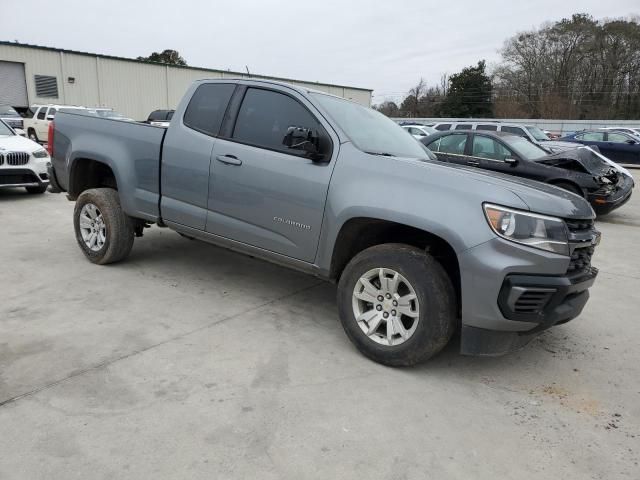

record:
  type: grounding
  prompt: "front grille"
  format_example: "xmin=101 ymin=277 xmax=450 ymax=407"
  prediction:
xmin=2 ymin=152 xmax=30 ymax=166
xmin=565 ymin=218 xmax=597 ymax=274
xmin=568 ymin=245 xmax=595 ymax=273
xmin=513 ymin=289 xmax=555 ymax=314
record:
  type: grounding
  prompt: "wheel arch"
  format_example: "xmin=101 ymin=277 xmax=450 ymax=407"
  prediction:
xmin=68 ymin=157 xmax=119 ymax=200
xmin=328 ymin=217 xmax=461 ymax=315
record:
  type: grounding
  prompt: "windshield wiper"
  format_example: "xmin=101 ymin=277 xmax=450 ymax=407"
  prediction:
xmin=365 ymin=151 xmax=396 ymax=157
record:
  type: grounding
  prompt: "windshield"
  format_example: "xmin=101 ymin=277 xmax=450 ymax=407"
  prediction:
xmin=525 ymin=126 xmax=551 ymax=141
xmin=504 ymin=135 xmax=549 ymax=160
xmin=0 ymin=105 xmax=20 ymax=116
xmin=0 ymin=120 xmax=14 ymax=135
xmin=312 ymin=93 xmax=430 ymax=159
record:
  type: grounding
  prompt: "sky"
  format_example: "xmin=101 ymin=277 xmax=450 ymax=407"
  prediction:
xmin=2 ymin=0 xmax=637 ymax=105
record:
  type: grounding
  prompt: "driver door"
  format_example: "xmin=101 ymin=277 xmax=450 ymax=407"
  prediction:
xmin=206 ymin=86 xmax=336 ymax=263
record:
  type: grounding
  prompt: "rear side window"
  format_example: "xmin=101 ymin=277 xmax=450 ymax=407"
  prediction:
xmin=501 ymin=126 xmax=526 ymax=137
xmin=37 ymin=108 xmax=46 ymax=120
xmin=434 ymin=134 xmax=467 ymax=155
xmin=434 ymin=123 xmax=451 ymax=131
xmin=476 ymin=124 xmax=497 ymax=131
xmin=455 ymin=124 xmax=472 ymax=130
xmin=232 ymin=88 xmax=322 ymax=153
xmin=184 ymin=84 xmax=235 ymax=136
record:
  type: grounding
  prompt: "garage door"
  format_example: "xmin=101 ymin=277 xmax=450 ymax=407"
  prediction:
xmin=0 ymin=61 xmax=28 ymax=107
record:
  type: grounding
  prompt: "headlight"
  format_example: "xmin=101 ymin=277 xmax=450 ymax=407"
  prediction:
xmin=33 ymin=149 xmax=49 ymax=158
xmin=483 ymin=204 xmax=569 ymax=256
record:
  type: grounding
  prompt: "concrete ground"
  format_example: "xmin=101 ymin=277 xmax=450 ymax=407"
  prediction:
xmin=1 ymin=176 xmax=639 ymax=480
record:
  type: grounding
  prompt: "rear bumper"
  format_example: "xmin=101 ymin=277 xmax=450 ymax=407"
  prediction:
xmin=47 ymin=164 xmax=64 ymax=193
xmin=589 ymin=175 xmax=634 ymax=215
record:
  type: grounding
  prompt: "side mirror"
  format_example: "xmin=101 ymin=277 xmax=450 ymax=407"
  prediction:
xmin=283 ymin=126 xmax=326 ymax=162
xmin=46 ymin=115 xmax=55 ymax=121
xmin=504 ymin=157 xmax=519 ymax=165
xmin=626 ymin=139 xmax=637 ymax=145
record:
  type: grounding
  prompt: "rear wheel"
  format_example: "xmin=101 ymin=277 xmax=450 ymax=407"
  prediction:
xmin=337 ymin=244 xmax=456 ymax=366
xmin=25 ymin=185 xmax=47 ymax=194
xmin=73 ymin=188 xmax=134 ymax=264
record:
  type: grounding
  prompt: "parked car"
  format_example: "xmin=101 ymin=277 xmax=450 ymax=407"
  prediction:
xmin=401 ymin=124 xmax=437 ymax=139
xmin=0 ymin=105 xmax=24 ymax=132
xmin=0 ymin=119 xmax=51 ymax=194
xmin=601 ymin=127 xmax=640 ymax=139
xmin=432 ymin=121 xmax=578 ymax=153
xmin=421 ymin=130 xmax=633 ymax=215
xmin=560 ymin=129 xmax=640 ymax=165
xmin=48 ymin=79 xmax=600 ymax=366
xmin=145 ymin=109 xmax=175 ymax=127
xmin=23 ymin=104 xmax=87 ymax=143
xmin=91 ymin=108 xmax=135 ymax=122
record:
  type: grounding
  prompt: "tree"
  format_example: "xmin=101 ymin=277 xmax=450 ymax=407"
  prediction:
xmin=137 ymin=49 xmax=187 ymax=66
xmin=373 ymin=101 xmax=399 ymax=117
xmin=438 ymin=61 xmax=493 ymax=117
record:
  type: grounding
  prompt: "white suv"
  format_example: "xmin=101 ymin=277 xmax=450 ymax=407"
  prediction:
xmin=0 ymin=119 xmax=50 ymax=193
xmin=23 ymin=104 xmax=86 ymax=144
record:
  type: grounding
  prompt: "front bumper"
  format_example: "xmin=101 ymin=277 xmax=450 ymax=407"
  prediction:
xmin=0 ymin=167 xmax=50 ymax=189
xmin=458 ymin=237 xmax=598 ymax=356
xmin=588 ymin=174 xmax=634 ymax=215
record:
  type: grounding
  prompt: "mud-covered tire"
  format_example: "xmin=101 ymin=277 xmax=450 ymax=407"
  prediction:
xmin=73 ymin=188 xmax=134 ymax=265
xmin=25 ymin=185 xmax=48 ymax=194
xmin=337 ymin=243 xmax=456 ymax=367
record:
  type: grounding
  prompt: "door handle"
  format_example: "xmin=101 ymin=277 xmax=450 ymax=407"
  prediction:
xmin=467 ymin=160 xmax=480 ymax=166
xmin=216 ymin=154 xmax=242 ymax=166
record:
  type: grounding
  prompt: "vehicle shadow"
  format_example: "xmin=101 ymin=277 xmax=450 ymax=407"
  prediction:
xmin=0 ymin=188 xmax=47 ymax=201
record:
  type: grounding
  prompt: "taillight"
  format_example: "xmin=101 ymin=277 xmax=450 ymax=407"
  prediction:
xmin=47 ymin=122 xmax=54 ymax=156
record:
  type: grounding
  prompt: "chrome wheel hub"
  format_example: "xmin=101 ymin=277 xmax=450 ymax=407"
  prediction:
xmin=352 ymin=268 xmax=420 ymax=346
xmin=79 ymin=203 xmax=106 ymax=252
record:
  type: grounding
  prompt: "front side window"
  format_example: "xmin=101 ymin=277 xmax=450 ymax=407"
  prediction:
xmin=184 ymin=83 xmax=235 ymax=136
xmin=501 ymin=126 xmax=526 ymax=137
xmin=577 ymin=132 xmax=605 ymax=142
xmin=607 ymin=132 xmax=631 ymax=143
xmin=437 ymin=134 xmax=467 ymax=155
xmin=234 ymin=88 xmax=322 ymax=153
xmin=472 ymin=135 xmax=514 ymax=160
xmin=37 ymin=108 xmax=46 ymax=120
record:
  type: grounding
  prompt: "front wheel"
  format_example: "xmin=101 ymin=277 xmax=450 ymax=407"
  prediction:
xmin=73 ymin=188 xmax=134 ymax=264
xmin=337 ymin=244 xmax=456 ymax=366
xmin=28 ymin=129 xmax=39 ymax=143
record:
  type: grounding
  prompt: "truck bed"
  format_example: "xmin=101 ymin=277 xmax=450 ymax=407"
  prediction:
xmin=52 ymin=111 xmax=166 ymax=221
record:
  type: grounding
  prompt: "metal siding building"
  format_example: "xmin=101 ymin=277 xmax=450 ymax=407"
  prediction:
xmin=0 ymin=42 xmax=372 ymax=120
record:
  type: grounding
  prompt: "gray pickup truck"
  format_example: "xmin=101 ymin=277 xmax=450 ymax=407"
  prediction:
xmin=48 ymin=79 xmax=601 ymax=366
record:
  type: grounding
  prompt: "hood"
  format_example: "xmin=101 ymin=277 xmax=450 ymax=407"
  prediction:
xmin=533 ymin=146 xmax=617 ymax=176
xmin=0 ymin=134 xmax=43 ymax=153
xmin=413 ymin=159 xmax=594 ymax=219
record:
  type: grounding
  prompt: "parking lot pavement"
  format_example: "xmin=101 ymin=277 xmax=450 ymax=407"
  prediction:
xmin=1 ymin=179 xmax=639 ymax=480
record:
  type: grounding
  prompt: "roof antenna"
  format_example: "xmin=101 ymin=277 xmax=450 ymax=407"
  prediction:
xmin=245 ymin=65 xmax=251 ymax=77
